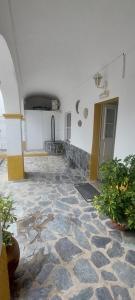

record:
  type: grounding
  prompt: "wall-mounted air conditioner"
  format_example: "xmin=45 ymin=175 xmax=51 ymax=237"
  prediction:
xmin=52 ymin=99 xmax=59 ymax=111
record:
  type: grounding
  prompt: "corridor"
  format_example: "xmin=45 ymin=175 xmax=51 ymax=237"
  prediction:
xmin=0 ymin=156 xmax=135 ymax=300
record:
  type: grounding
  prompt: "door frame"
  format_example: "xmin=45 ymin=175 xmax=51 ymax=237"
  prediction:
xmin=90 ymin=97 xmax=119 ymax=181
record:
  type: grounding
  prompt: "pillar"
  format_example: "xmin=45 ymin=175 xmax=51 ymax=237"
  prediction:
xmin=3 ymin=113 xmax=24 ymax=181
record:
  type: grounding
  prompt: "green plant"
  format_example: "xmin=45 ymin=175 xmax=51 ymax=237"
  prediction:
xmin=0 ymin=194 xmax=17 ymax=245
xmin=93 ymin=155 xmax=135 ymax=230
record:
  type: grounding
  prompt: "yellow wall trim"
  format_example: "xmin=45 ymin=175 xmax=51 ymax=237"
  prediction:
xmin=7 ymin=155 xmax=24 ymax=181
xmin=24 ymin=151 xmax=48 ymax=157
xmin=0 ymin=245 xmax=10 ymax=300
xmin=90 ymin=103 xmax=102 ymax=181
xmin=3 ymin=113 xmax=23 ymax=120
xmin=90 ymin=97 xmax=119 ymax=181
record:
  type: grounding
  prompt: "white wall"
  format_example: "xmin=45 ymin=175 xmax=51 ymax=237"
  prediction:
xmin=0 ymin=35 xmax=20 ymax=113
xmin=0 ymin=0 xmax=135 ymax=159
xmin=0 ymin=118 xmax=7 ymax=150
xmin=25 ymin=110 xmax=62 ymax=150
xmin=6 ymin=119 xmax=22 ymax=155
xmin=0 ymin=90 xmax=5 ymax=115
xmin=0 ymin=92 xmax=7 ymax=149
xmin=62 ymin=49 xmax=135 ymax=159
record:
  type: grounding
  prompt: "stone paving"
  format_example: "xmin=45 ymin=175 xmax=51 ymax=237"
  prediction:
xmin=0 ymin=156 xmax=135 ymax=300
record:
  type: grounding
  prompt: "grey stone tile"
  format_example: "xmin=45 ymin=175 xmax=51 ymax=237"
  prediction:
xmin=43 ymin=252 xmax=60 ymax=265
xmin=107 ymin=241 xmax=124 ymax=258
xmin=73 ymin=208 xmax=81 ymax=217
xmin=36 ymin=263 xmax=54 ymax=284
xmin=125 ymin=250 xmax=135 ymax=265
xmin=28 ymin=229 xmax=38 ymax=243
xmin=51 ymin=296 xmax=62 ymax=300
xmin=73 ymin=258 xmax=99 ymax=283
xmin=74 ymin=227 xmax=91 ymax=250
xmin=69 ymin=287 xmax=93 ymax=300
xmin=92 ymin=219 xmax=107 ymax=234
xmin=39 ymin=200 xmax=51 ymax=206
xmin=91 ymin=236 xmax=111 ymax=248
xmin=109 ymin=230 xmax=122 ymax=242
xmin=81 ymin=214 xmax=91 ymax=222
xmin=91 ymin=212 xmax=98 ymax=218
xmin=60 ymin=196 xmax=78 ymax=204
xmin=54 ymin=200 xmax=71 ymax=211
xmin=51 ymin=266 xmax=73 ymax=290
xmin=113 ymin=261 xmax=135 ymax=287
xmin=96 ymin=287 xmax=113 ymax=300
xmin=47 ymin=214 xmax=71 ymax=235
xmin=101 ymin=270 xmax=117 ymax=281
xmin=55 ymin=237 xmax=82 ymax=262
xmin=25 ymin=286 xmax=52 ymax=300
xmin=40 ymin=229 xmax=57 ymax=241
xmin=84 ymin=223 xmax=99 ymax=234
xmin=83 ymin=206 xmax=96 ymax=212
xmin=1 ymin=156 xmax=135 ymax=299
xmin=70 ymin=217 xmax=82 ymax=227
xmin=111 ymin=285 xmax=131 ymax=300
xmin=91 ymin=251 xmax=110 ymax=268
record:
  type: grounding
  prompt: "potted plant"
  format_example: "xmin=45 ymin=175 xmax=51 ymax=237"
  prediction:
xmin=0 ymin=194 xmax=20 ymax=281
xmin=93 ymin=155 xmax=135 ymax=230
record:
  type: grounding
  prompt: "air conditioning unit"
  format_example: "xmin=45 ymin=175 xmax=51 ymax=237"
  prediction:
xmin=52 ymin=99 xmax=59 ymax=111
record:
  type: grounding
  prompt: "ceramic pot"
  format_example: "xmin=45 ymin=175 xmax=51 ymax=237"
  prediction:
xmin=111 ymin=220 xmax=126 ymax=231
xmin=6 ymin=237 xmax=20 ymax=280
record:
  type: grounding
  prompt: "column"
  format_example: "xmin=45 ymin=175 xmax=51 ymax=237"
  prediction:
xmin=4 ymin=114 xmax=24 ymax=181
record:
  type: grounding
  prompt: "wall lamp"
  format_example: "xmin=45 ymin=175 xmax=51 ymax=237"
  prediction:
xmin=93 ymin=72 xmax=104 ymax=88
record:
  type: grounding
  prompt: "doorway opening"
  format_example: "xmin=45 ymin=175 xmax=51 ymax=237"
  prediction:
xmin=90 ymin=98 xmax=118 ymax=181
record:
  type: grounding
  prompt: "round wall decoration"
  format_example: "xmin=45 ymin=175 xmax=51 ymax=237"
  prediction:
xmin=76 ymin=100 xmax=80 ymax=114
xmin=83 ymin=107 xmax=88 ymax=119
xmin=78 ymin=120 xmax=82 ymax=127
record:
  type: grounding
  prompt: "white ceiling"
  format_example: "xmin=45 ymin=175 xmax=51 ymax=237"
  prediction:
xmin=10 ymin=0 xmax=135 ymax=99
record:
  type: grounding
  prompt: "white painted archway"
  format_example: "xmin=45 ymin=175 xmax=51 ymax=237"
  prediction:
xmin=0 ymin=35 xmax=20 ymax=113
xmin=0 ymin=34 xmax=24 ymax=180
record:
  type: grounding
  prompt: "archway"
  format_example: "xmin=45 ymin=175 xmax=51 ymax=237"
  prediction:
xmin=0 ymin=90 xmax=7 ymax=151
xmin=0 ymin=35 xmax=24 ymax=180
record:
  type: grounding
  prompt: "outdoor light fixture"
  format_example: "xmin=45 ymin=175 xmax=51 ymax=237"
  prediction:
xmin=93 ymin=72 xmax=104 ymax=88
xmin=93 ymin=72 xmax=110 ymax=98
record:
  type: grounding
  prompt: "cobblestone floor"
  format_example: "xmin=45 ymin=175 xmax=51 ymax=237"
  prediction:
xmin=0 ymin=156 xmax=135 ymax=300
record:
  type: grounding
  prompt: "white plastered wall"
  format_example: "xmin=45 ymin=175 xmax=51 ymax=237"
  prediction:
xmin=61 ymin=50 xmax=135 ymax=159
xmin=6 ymin=119 xmax=22 ymax=155
xmin=25 ymin=110 xmax=62 ymax=150
xmin=0 ymin=35 xmax=20 ymax=114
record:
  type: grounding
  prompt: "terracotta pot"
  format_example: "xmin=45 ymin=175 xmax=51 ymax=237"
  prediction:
xmin=6 ymin=237 xmax=20 ymax=280
xmin=111 ymin=220 xmax=126 ymax=231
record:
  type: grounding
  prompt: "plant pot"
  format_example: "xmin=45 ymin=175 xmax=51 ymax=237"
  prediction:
xmin=111 ymin=220 xmax=127 ymax=231
xmin=6 ymin=237 xmax=20 ymax=281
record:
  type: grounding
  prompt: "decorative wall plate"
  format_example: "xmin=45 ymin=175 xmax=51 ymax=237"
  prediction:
xmin=83 ymin=107 xmax=88 ymax=119
xmin=76 ymin=100 xmax=80 ymax=114
xmin=78 ymin=120 xmax=82 ymax=127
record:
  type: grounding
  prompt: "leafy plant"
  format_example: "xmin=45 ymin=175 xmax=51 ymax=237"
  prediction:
xmin=0 ymin=194 xmax=17 ymax=245
xmin=93 ymin=155 xmax=135 ymax=230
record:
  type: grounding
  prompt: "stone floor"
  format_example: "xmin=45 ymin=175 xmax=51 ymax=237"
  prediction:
xmin=0 ymin=156 xmax=135 ymax=300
